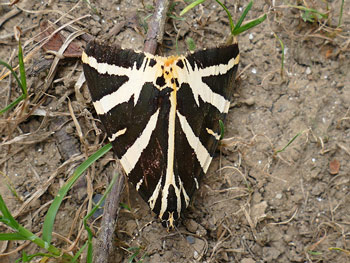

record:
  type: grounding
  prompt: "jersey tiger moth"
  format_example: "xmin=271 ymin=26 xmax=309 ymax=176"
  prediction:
xmin=82 ymin=40 xmax=239 ymax=230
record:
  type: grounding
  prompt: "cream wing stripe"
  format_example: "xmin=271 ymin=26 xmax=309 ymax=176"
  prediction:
xmin=176 ymin=58 xmax=232 ymax=114
xmin=148 ymin=177 xmax=162 ymax=210
xmin=136 ymin=177 xmax=144 ymax=191
xmin=108 ymin=128 xmax=127 ymax=142
xmin=120 ymin=109 xmax=160 ymax=174
xmin=83 ymin=51 xmax=160 ymax=114
xmin=200 ymin=55 xmax=239 ymax=77
xmin=178 ymin=177 xmax=190 ymax=207
xmin=159 ymin=88 xmax=182 ymax=219
xmin=206 ymin=128 xmax=220 ymax=140
xmin=177 ymin=111 xmax=212 ymax=173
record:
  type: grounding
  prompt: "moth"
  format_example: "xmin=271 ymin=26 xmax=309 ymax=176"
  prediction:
xmin=82 ymin=40 xmax=239 ymax=230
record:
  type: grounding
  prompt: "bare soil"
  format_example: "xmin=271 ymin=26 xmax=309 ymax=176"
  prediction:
xmin=1 ymin=0 xmax=350 ymax=262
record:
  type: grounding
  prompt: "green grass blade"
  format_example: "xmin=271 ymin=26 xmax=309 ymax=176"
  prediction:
xmin=71 ymin=242 xmax=88 ymax=262
xmin=0 ymin=94 xmax=26 ymax=115
xmin=141 ymin=13 xmax=153 ymax=33
xmin=0 ymin=232 xmax=28 ymax=240
xmin=0 ymin=60 xmax=22 ymax=89
xmin=167 ymin=14 xmax=185 ymax=21
xmin=0 ymin=56 xmax=26 ymax=115
xmin=234 ymin=0 xmax=253 ymax=31
xmin=0 ymin=199 xmax=58 ymax=255
xmin=119 ymin=202 xmax=131 ymax=211
xmin=186 ymin=37 xmax=196 ymax=51
xmin=0 ymin=195 xmax=64 ymax=257
xmin=214 ymin=0 xmax=235 ymax=32
xmin=17 ymin=40 xmax=27 ymax=97
xmin=232 ymin=13 xmax=266 ymax=35
xmin=308 ymin=250 xmax=322 ymax=255
xmin=273 ymin=33 xmax=285 ymax=76
xmin=16 ymin=224 xmax=62 ymax=256
xmin=275 ymin=132 xmax=301 ymax=154
xmin=16 ymin=252 xmax=58 ymax=263
xmin=84 ymin=172 xmax=119 ymax=263
xmin=20 ymin=251 xmax=28 ymax=262
xmin=180 ymin=0 xmax=205 ymax=16
xmin=180 ymin=0 xmax=265 ymax=37
xmin=127 ymin=247 xmax=141 ymax=263
xmin=219 ymin=120 xmax=225 ymax=140
xmin=288 ymin=5 xmax=328 ymax=19
xmin=338 ymin=0 xmax=344 ymax=27
xmin=0 ymin=194 xmax=19 ymax=229
xmin=42 ymin=143 xmax=112 ymax=244
xmin=0 ymin=40 xmax=28 ymax=115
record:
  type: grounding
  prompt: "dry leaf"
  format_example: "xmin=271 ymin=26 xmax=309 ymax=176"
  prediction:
xmin=329 ymin=159 xmax=340 ymax=175
xmin=40 ymin=20 xmax=82 ymax=58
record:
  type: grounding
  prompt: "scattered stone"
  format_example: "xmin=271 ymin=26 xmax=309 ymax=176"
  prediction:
xmin=195 ymin=224 xmax=207 ymax=237
xmin=92 ymin=194 xmax=105 ymax=219
xmin=311 ymin=183 xmax=326 ymax=196
xmin=184 ymin=218 xmax=198 ymax=233
xmin=186 ymin=235 xmax=195 ymax=244
xmin=275 ymin=193 xmax=283 ymax=199
xmin=242 ymin=97 xmax=255 ymax=106
xmin=192 ymin=238 xmax=206 ymax=259
xmin=149 ymin=254 xmax=161 ymax=263
xmin=305 ymin=67 xmax=311 ymax=75
xmin=263 ymin=246 xmax=281 ymax=261
xmin=241 ymin=258 xmax=256 ymax=263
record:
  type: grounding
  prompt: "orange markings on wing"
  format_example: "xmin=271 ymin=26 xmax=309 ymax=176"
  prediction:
xmin=164 ymin=56 xmax=178 ymax=67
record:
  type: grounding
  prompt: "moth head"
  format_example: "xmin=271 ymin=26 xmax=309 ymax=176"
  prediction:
xmin=161 ymin=211 xmax=179 ymax=231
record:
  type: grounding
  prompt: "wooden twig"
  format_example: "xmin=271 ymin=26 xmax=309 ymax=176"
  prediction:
xmin=93 ymin=0 xmax=170 ymax=262
xmin=93 ymin=171 xmax=125 ymax=263
xmin=56 ymin=20 xmax=93 ymax=43
xmin=143 ymin=0 xmax=170 ymax=54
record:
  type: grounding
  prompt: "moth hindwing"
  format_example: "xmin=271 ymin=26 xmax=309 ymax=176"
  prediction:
xmin=82 ymin=40 xmax=239 ymax=230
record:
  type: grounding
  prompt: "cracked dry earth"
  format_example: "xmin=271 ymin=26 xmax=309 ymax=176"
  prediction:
xmin=0 ymin=0 xmax=350 ymax=262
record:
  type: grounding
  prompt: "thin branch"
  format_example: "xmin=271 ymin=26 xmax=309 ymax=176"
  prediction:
xmin=143 ymin=0 xmax=170 ymax=54
xmin=94 ymin=171 xmax=125 ymax=263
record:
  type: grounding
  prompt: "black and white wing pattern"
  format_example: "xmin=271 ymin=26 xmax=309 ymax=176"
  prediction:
xmin=82 ymin=40 xmax=239 ymax=230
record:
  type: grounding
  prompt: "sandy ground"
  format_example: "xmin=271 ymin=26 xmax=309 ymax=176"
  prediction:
xmin=0 ymin=0 xmax=350 ymax=262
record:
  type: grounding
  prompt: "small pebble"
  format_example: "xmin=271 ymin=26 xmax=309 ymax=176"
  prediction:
xmin=242 ymin=97 xmax=255 ymax=106
xmin=305 ymin=67 xmax=311 ymax=75
xmin=186 ymin=235 xmax=195 ymax=244
xmin=241 ymin=258 xmax=256 ymax=263
xmin=92 ymin=15 xmax=100 ymax=22
xmin=92 ymin=194 xmax=105 ymax=219
xmin=184 ymin=219 xmax=198 ymax=233
xmin=275 ymin=193 xmax=282 ymax=199
xmin=193 ymin=238 xmax=205 ymax=259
